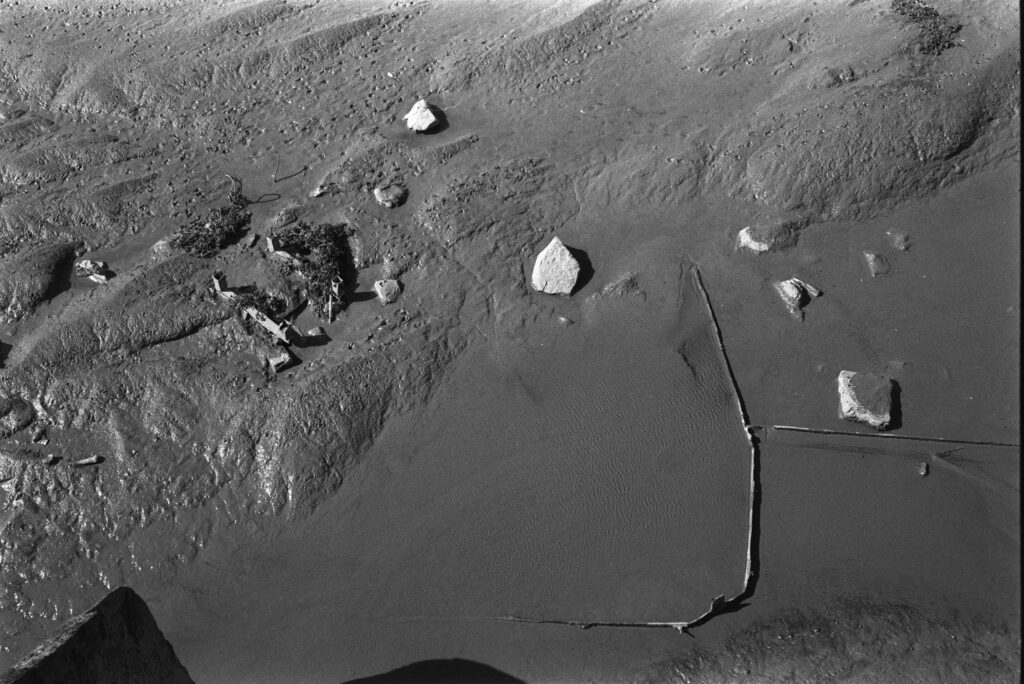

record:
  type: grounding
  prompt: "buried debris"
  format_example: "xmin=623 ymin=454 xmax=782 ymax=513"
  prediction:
xmin=373 ymin=279 xmax=401 ymax=305
xmin=403 ymin=99 xmax=442 ymax=132
xmin=268 ymin=347 xmax=297 ymax=373
xmin=863 ymin=251 xmax=891 ymax=277
xmin=735 ymin=221 xmax=800 ymax=253
xmin=531 ymin=237 xmax=581 ymax=295
xmin=773 ymin=277 xmax=822 ymax=319
xmin=837 ymin=370 xmax=896 ymax=431
xmin=373 ymin=184 xmax=408 ymax=208
xmin=885 ymin=230 xmax=911 ymax=252
xmin=244 ymin=307 xmax=301 ymax=345
xmin=0 ymin=395 xmax=36 ymax=438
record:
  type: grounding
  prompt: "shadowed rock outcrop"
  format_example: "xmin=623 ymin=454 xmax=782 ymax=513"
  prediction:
xmin=1 ymin=587 xmax=193 ymax=684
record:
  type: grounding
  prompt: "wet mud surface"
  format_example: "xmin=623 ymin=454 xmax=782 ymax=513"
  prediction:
xmin=0 ymin=0 xmax=1020 ymax=681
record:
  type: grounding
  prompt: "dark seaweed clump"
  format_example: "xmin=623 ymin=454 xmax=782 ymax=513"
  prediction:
xmin=231 ymin=289 xmax=286 ymax=319
xmin=171 ymin=205 xmax=251 ymax=257
xmin=892 ymin=0 xmax=962 ymax=55
xmin=274 ymin=221 xmax=351 ymax=311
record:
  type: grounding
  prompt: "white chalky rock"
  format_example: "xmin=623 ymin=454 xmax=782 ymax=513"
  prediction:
xmin=735 ymin=222 xmax=798 ymax=253
xmin=374 ymin=279 xmax=401 ymax=305
xmin=736 ymin=226 xmax=773 ymax=253
xmin=373 ymin=184 xmax=408 ymax=208
xmin=837 ymin=370 xmax=894 ymax=430
xmin=531 ymin=237 xmax=581 ymax=295
xmin=403 ymin=99 xmax=440 ymax=133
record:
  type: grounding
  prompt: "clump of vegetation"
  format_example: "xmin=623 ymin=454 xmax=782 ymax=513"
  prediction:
xmin=273 ymin=221 xmax=351 ymax=314
xmin=892 ymin=0 xmax=962 ymax=55
xmin=171 ymin=205 xmax=251 ymax=257
xmin=232 ymin=289 xmax=287 ymax=319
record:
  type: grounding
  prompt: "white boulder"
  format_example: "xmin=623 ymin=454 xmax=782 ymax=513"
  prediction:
xmin=735 ymin=221 xmax=799 ymax=253
xmin=403 ymin=99 xmax=440 ymax=133
xmin=374 ymin=279 xmax=401 ymax=305
xmin=773 ymin=277 xmax=821 ymax=319
xmin=837 ymin=370 xmax=894 ymax=430
xmin=373 ymin=184 xmax=408 ymax=208
xmin=531 ymin=237 xmax=580 ymax=295
xmin=74 ymin=259 xmax=108 ymax=277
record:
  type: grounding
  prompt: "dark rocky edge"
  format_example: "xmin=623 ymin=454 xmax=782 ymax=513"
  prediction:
xmin=0 ymin=586 xmax=193 ymax=684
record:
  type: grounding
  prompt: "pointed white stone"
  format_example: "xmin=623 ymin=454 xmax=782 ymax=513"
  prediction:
xmin=403 ymin=99 xmax=440 ymax=132
xmin=531 ymin=237 xmax=580 ymax=295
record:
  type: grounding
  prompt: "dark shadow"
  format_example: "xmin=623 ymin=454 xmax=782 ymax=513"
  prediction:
xmin=567 ymin=246 xmax=594 ymax=294
xmin=348 ymin=291 xmax=378 ymax=303
xmin=420 ymin=104 xmax=450 ymax=134
xmin=42 ymin=248 xmax=76 ymax=304
xmin=0 ymin=340 xmax=12 ymax=367
xmin=344 ymin=659 xmax=524 ymax=684
xmin=887 ymin=380 xmax=903 ymax=431
xmin=294 ymin=333 xmax=330 ymax=348
xmin=250 ymin=193 xmax=282 ymax=204
xmin=274 ymin=165 xmax=308 ymax=184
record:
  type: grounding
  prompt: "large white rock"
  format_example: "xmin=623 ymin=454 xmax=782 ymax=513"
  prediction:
xmin=374 ymin=278 xmax=401 ymax=304
xmin=837 ymin=370 xmax=894 ymax=430
xmin=531 ymin=237 xmax=580 ymax=295
xmin=403 ymin=99 xmax=440 ymax=133
xmin=735 ymin=221 xmax=799 ymax=253
xmin=373 ymin=184 xmax=407 ymax=208
xmin=773 ymin=277 xmax=821 ymax=319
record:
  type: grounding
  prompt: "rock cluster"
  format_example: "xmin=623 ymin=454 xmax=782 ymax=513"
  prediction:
xmin=73 ymin=259 xmax=112 ymax=283
xmin=531 ymin=237 xmax=580 ymax=295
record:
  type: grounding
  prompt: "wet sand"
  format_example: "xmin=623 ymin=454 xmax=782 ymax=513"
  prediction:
xmin=153 ymin=265 xmax=755 ymax=681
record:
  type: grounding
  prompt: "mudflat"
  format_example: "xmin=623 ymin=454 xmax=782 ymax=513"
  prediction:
xmin=0 ymin=0 xmax=1018 ymax=681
